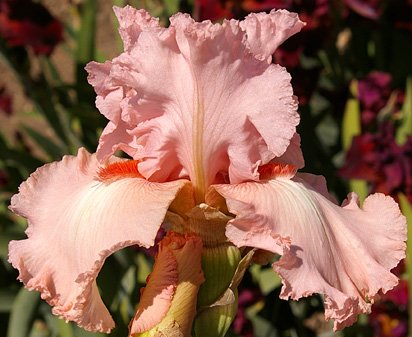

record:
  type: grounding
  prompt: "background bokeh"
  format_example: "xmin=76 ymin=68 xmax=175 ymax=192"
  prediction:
xmin=0 ymin=0 xmax=411 ymax=336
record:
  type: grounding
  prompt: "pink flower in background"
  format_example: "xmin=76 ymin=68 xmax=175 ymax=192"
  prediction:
xmin=0 ymin=0 xmax=63 ymax=55
xmin=345 ymin=0 xmax=382 ymax=20
xmin=8 ymin=5 xmax=406 ymax=335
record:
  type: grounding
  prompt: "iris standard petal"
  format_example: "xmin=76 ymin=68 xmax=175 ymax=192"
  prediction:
xmin=212 ymin=170 xmax=406 ymax=330
xmin=8 ymin=148 xmax=191 ymax=332
xmin=240 ymin=9 xmax=305 ymax=62
xmin=274 ymin=132 xmax=305 ymax=169
xmin=86 ymin=8 xmax=301 ymax=200
xmin=113 ymin=6 xmax=161 ymax=52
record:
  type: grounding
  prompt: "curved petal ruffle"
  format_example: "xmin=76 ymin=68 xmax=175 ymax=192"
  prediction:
xmin=8 ymin=148 xmax=191 ymax=332
xmin=86 ymin=7 xmax=301 ymax=197
xmin=113 ymin=6 xmax=160 ymax=52
xmin=240 ymin=9 xmax=305 ymax=62
xmin=212 ymin=173 xmax=406 ymax=330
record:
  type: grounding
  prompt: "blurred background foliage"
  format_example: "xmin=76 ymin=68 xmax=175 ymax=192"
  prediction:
xmin=0 ymin=0 xmax=411 ymax=336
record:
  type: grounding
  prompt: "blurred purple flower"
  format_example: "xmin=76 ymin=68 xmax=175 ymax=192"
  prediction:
xmin=381 ymin=279 xmax=408 ymax=307
xmin=0 ymin=0 xmax=63 ymax=55
xmin=340 ymin=123 xmax=412 ymax=203
xmin=370 ymin=311 xmax=408 ymax=337
xmin=358 ymin=71 xmax=392 ymax=126
xmin=233 ymin=271 xmax=263 ymax=337
xmin=369 ymin=278 xmax=408 ymax=337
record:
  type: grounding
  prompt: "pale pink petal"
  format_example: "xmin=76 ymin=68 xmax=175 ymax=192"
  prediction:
xmin=240 ymin=9 xmax=305 ymax=62
xmin=130 ymin=241 xmax=178 ymax=333
xmin=212 ymin=174 xmax=406 ymax=330
xmin=113 ymin=6 xmax=161 ymax=51
xmin=86 ymin=61 xmax=121 ymax=122
xmin=8 ymin=148 xmax=191 ymax=332
xmin=272 ymin=132 xmax=304 ymax=169
xmin=295 ymin=172 xmax=337 ymax=202
xmin=96 ymin=121 xmax=141 ymax=162
xmin=87 ymin=9 xmax=300 ymax=196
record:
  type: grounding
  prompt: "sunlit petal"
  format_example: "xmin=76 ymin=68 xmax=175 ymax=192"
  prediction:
xmin=270 ymin=132 xmax=305 ymax=169
xmin=8 ymin=148 xmax=191 ymax=332
xmin=113 ymin=6 xmax=161 ymax=52
xmin=213 ymin=171 xmax=406 ymax=330
xmin=86 ymin=8 xmax=301 ymax=198
xmin=240 ymin=9 xmax=305 ymax=62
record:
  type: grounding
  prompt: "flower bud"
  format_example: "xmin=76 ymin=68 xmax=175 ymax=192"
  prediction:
xmin=129 ymin=231 xmax=204 ymax=337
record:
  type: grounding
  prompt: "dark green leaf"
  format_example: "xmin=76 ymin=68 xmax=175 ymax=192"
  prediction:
xmin=396 ymin=77 xmax=412 ymax=145
xmin=76 ymin=0 xmax=97 ymax=64
xmin=7 ymin=288 xmax=41 ymax=337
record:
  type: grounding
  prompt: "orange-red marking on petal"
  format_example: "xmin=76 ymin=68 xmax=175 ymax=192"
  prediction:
xmin=98 ymin=160 xmax=142 ymax=181
xmin=258 ymin=162 xmax=297 ymax=180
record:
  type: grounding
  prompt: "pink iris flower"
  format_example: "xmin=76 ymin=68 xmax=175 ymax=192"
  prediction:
xmin=8 ymin=5 xmax=406 ymax=334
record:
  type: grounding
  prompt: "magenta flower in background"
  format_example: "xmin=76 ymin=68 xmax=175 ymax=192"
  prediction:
xmin=369 ymin=260 xmax=408 ymax=337
xmin=369 ymin=278 xmax=408 ymax=337
xmin=233 ymin=272 xmax=263 ymax=337
xmin=380 ymin=278 xmax=408 ymax=307
xmin=340 ymin=122 xmax=412 ymax=203
xmin=0 ymin=0 xmax=63 ymax=55
xmin=7 ymin=5 xmax=407 ymax=335
xmin=358 ymin=71 xmax=393 ymax=126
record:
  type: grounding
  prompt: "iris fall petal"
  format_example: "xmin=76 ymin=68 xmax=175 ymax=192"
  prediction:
xmin=213 ymin=172 xmax=406 ymax=330
xmin=8 ymin=148 xmax=191 ymax=332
